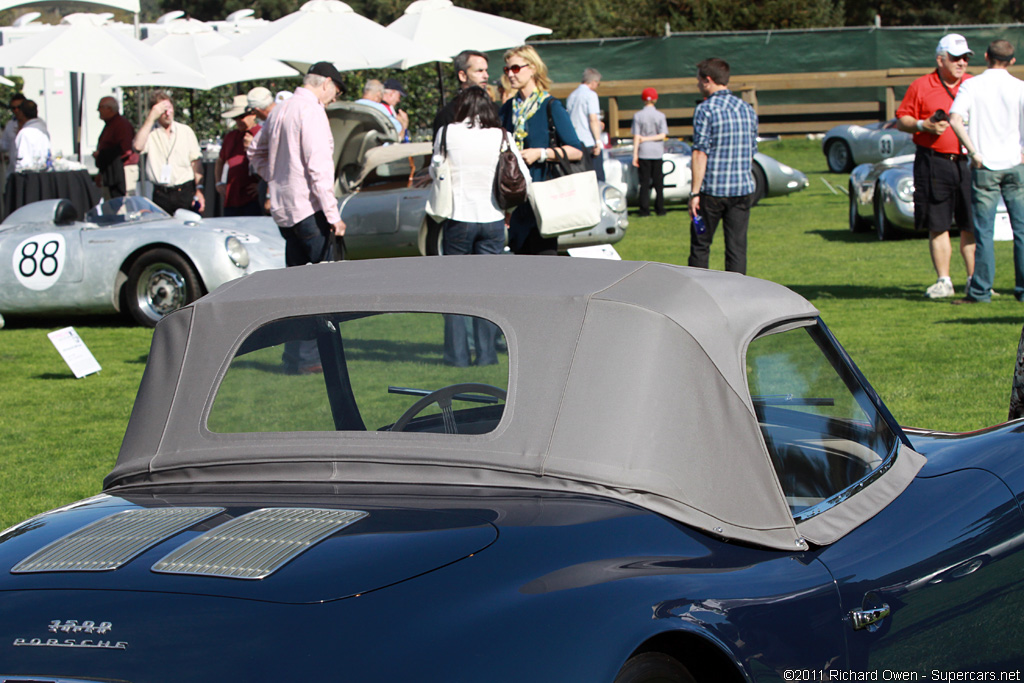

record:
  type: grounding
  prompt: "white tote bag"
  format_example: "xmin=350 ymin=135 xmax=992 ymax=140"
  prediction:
xmin=426 ymin=124 xmax=454 ymax=221
xmin=529 ymin=168 xmax=600 ymax=236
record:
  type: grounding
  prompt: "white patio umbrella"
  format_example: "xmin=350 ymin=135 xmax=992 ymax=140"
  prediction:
xmin=0 ymin=14 xmax=202 ymax=80
xmin=0 ymin=14 xmax=203 ymax=159
xmin=209 ymin=0 xmax=448 ymax=74
xmin=387 ymin=0 xmax=551 ymax=104
xmin=103 ymin=19 xmax=299 ymax=90
xmin=387 ymin=0 xmax=552 ymax=68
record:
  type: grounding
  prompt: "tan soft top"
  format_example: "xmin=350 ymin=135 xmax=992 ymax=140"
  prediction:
xmin=107 ymin=256 xmax=921 ymax=550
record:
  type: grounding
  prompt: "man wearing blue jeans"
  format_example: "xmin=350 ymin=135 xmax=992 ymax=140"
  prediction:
xmin=950 ymin=40 xmax=1024 ymax=303
xmin=688 ymin=58 xmax=758 ymax=274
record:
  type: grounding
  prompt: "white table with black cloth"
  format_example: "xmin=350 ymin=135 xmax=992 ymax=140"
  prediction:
xmin=3 ymin=169 xmax=101 ymax=220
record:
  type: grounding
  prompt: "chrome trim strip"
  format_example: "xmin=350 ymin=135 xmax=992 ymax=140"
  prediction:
xmin=792 ymin=442 xmax=899 ymax=523
xmin=11 ymin=507 xmax=224 ymax=573
xmin=152 ymin=508 xmax=368 ymax=580
xmin=1 ymin=677 xmax=123 ymax=682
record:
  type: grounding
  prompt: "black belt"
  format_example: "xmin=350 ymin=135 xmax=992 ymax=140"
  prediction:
xmin=919 ymin=147 xmax=966 ymax=162
xmin=154 ymin=180 xmax=194 ymax=191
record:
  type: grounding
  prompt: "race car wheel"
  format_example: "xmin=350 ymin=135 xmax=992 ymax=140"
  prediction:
xmin=873 ymin=185 xmax=891 ymax=241
xmin=751 ymin=162 xmax=766 ymax=206
xmin=125 ymin=248 xmax=203 ymax=327
xmin=849 ymin=180 xmax=871 ymax=232
xmin=825 ymin=139 xmax=853 ymax=173
xmin=613 ymin=653 xmax=696 ymax=683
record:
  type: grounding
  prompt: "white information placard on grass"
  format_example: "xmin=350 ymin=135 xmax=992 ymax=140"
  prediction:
xmin=48 ymin=327 xmax=101 ymax=379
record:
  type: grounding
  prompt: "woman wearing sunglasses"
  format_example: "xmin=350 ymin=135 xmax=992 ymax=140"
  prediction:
xmin=499 ymin=45 xmax=585 ymax=255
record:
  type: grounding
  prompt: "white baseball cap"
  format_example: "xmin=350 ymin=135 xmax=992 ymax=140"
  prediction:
xmin=247 ymin=86 xmax=273 ymax=110
xmin=937 ymin=34 xmax=973 ymax=57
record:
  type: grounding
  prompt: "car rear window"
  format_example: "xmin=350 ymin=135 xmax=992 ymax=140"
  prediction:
xmin=207 ymin=312 xmax=508 ymax=435
xmin=746 ymin=323 xmax=900 ymax=519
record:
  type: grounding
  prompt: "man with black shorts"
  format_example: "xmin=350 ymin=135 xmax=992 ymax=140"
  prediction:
xmin=896 ymin=33 xmax=976 ymax=299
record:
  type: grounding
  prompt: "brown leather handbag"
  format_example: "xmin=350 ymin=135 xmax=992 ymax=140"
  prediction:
xmin=493 ymin=130 xmax=527 ymax=211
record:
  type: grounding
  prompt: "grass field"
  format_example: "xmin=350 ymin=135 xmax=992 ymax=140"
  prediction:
xmin=2 ymin=137 xmax=1022 ymax=529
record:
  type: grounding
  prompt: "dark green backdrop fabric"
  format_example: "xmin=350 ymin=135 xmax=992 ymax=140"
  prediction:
xmin=488 ymin=25 xmax=1024 ymax=111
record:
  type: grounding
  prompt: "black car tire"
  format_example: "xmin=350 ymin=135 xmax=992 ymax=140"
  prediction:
xmin=425 ymin=217 xmax=444 ymax=256
xmin=613 ymin=653 xmax=697 ymax=683
xmin=873 ymin=184 xmax=891 ymax=241
xmin=825 ymin=139 xmax=853 ymax=173
xmin=124 ymin=248 xmax=203 ymax=327
xmin=849 ymin=180 xmax=871 ymax=232
xmin=751 ymin=162 xmax=766 ymax=206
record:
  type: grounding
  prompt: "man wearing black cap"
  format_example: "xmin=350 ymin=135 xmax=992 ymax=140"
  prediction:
xmin=383 ymin=78 xmax=409 ymax=141
xmin=250 ymin=61 xmax=347 ymax=374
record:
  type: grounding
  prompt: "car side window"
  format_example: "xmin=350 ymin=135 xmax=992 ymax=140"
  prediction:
xmin=745 ymin=324 xmax=899 ymax=518
xmin=207 ymin=312 xmax=508 ymax=435
xmin=363 ymin=154 xmax=431 ymax=191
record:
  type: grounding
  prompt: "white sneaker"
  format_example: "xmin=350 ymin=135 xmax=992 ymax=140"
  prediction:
xmin=926 ymin=279 xmax=955 ymax=298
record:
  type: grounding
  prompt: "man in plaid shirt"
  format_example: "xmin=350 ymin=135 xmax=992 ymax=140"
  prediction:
xmin=688 ymin=58 xmax=758 ymax=274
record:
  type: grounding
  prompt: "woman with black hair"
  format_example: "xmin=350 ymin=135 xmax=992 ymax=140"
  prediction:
xmin=434 ymin=85 xmax=527 ymax=366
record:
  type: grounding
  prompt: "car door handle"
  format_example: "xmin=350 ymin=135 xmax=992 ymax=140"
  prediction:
xmin=849 ymin=603 xmax=890 ymax=631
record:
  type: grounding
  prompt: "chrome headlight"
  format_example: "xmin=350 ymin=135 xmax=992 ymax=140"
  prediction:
xmin=896 ymin=177 xmax=915 ymax=203
xmin=225 ymin=235 xmax=250 ymax=269
xmin=602 ymin=185 xmax=626 ymax=213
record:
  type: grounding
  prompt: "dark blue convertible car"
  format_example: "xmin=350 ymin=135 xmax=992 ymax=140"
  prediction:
xmin=2 ymin=257 xmax=1023 ymax=682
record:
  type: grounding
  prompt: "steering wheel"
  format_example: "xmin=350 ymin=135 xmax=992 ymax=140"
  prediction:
xmin=390 ymin=383 xmax=507 ymax=434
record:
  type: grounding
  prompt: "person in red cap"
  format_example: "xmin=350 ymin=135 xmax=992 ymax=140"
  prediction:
xmin=631 ymin=87 xmax=668 ymax=216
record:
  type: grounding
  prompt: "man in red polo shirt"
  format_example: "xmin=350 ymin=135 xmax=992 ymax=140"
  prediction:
xmin=896 ymin=33 xmax=977 ymax=299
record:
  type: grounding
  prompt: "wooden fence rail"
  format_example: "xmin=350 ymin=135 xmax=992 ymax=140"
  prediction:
xmin=549 ymin=66 xmax=1024 ymax=139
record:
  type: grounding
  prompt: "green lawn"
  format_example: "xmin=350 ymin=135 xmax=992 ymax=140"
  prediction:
xmin=2 ymin=137 xmax=1021 ymax=529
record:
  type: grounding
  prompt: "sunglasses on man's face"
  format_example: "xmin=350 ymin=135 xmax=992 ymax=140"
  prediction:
xmin=946 ymin=53 xmax=969 ymax=63
xmin=503 ymin=63 xmax=530 ymax=75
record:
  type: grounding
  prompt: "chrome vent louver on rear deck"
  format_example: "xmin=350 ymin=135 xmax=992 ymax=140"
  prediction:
xmin=11 ymin=507 xmax=225 ymax=573
xmin=152 ymin=508 xmax=368 ymax=580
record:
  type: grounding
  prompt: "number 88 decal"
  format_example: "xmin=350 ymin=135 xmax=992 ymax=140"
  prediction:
xmin=13 ymin=233 xmax=65 ymax=291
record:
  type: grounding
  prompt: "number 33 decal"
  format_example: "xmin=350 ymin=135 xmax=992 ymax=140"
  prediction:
xmin=14 ymin=233 xmax=65 ymax=291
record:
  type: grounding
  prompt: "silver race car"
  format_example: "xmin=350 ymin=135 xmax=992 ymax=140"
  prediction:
xmin=849 ymin=155 xmax=1011 ymax=241
xmin=604 ymin=139 xmax=808 ymax=207
xmin=332 ymin=103 xmax=628 ymax=257
xmin=0 ymin=105 xmax=629 ymax=329
xmin=823 ymin=119 xmax=915 ymax=173
xmin=0 ymin=196 xmax=284 ymax=326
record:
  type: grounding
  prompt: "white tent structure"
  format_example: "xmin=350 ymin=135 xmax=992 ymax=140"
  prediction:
xmin=0 ymin=14 xmax=200 ymax=78
xmin=0 ymin=0 xmax=138 ymax=10
xmin=104 ymin=18 xmax=299 ymax=90
xmin=0 ymin=13 xmax=203 ymax=160
xmin=209 ymin=0 xmax=448 ymax=74
xmin=387 ymin=0 xmax=552 ymax=68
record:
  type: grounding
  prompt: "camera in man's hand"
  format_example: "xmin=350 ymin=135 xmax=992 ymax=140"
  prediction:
xmin=930 ymin=109 xmax=948 ymax=123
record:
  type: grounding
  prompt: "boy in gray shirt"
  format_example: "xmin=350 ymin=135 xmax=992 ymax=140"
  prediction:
xmin=632 ymin=87 xmax=669 ymax=216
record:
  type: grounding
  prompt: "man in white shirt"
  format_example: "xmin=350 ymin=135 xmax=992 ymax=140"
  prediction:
xmin=133 ymin=91 xmax=205 ymax=215
xmin=1 ymin=93 xmax=25 ymax=173
xmin=949 ymin=39 xmax=1024 ymax=303
xmin=13 ymin=100 xmax=51 ymax=172
xmin=566 ymin=67 xmax=604 ymax=180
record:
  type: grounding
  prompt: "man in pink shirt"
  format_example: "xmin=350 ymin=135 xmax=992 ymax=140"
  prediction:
xmin=251 ymin=61 xmax=347 ymax=373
